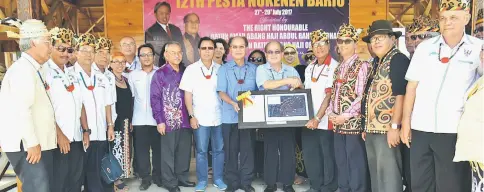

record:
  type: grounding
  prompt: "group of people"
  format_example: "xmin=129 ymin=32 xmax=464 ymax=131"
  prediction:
xmin=0 ymin=0 xmax=483 ymax=192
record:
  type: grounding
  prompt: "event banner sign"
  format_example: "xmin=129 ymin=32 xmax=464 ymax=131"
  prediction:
xmin=143 ymin=0 xmax=349 ymax=58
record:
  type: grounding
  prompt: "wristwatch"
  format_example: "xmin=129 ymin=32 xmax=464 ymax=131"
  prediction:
xmin=189 ymin=114 xmax=195 ymax=119
xmin=391 ymin=123 xmax=401 ymax=130
xmin=83 ymin=129 xmax=91 ymax=135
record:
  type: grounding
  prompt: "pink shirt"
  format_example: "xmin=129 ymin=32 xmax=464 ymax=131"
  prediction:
xmin=326 ymin=54 xmax=369 ymax=118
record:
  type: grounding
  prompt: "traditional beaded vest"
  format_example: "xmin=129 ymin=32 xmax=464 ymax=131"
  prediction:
xmin=330 ymin=56 xmax=366 ymax=134
xmin=364 ymin=48 xmax=399 ymax=134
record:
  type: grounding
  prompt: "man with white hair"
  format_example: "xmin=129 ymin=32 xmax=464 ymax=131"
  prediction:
xmin=0 ymin=19 xmax=55 ymax=192
xmin=402 ymin=0 xmax=483 ymax=191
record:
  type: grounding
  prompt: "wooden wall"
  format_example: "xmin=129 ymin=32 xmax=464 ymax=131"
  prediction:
xmin=105 ymin=0 xmax=387 ymax=58
xmin=104 ymin=0 xmax=144 ymax=53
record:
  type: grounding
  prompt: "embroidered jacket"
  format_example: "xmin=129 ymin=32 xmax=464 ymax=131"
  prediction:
xmin=328 ymin=55 xmax=370 ymax=134
xmin=364 ymin=48 xmax=400 ymax=134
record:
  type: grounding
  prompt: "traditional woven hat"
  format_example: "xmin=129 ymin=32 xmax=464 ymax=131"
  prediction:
xmin=439 ymin=0 xmax=470 ymax=11
xmin=411 ymin=15 xmax=440 ymax=32
xmin=310 ymin=29 xmax=329 ymax=44
xmin=75 ymin=33 xmax=96 ymax=48
xmin=49 ymin=27 xmax=75 ymax=46
xmin=95 ymin=37 xmax=113 ymax=51
xmin=19 ymin=19 xmax=49 ymax=38
xmin=337 ymin=23 xmax=363 ymax=41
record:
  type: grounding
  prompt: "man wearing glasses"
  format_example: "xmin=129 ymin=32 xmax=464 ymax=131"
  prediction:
xmin=151 ymin=41 xmax=193 ymax=192
xmin=302 ymin=29 xmax=338 ymax=192
xmin=0 ymin=19 xmax=55 ymax=192
xmin=217 ymin=36 xmax=257 ymax=192
xmin=127 ymin=43 xmax=162 ymax=190
xmin=326 ymin=24 xmax=370 ymax=192
xmin=180 ymin=37 xmax=227 ymax=191
xmin=256 ymin=41 xmax=302 ymax=192
xmin=73 ymin=34 xmax=116 ymax=191
xmin=402 ymin=1 xmax=482 ymax=191
xmin=120 ymin=36 xmax=140 ymax=72
xmin=44 ymin=27 xmax=89 ymax=192
xmin=361 ymin=20 xmax=410 ymax=192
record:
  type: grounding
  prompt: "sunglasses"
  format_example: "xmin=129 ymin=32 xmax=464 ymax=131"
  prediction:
xmin=55 ymin=46 xmax=75 ymax=53
xmin=200 ymin=47 xmax=214 ymax=50
xmin=336 ymin=39 xmax=354 ymax=44
xmin=249 ymin=57 xmax=264 ymax=63
xmin=284 ymin=51 xmax=297 ymax=56
xmin=266 ymin=50 xmax=281 ymax=55
xmin=474 ymin=27 xmax=483 ymax=34
xmin=410 ymin=34 xmax=434 ymax=40
xmin=306 ymin=55 xmax=315 ymax=61
xmin=313 ymin=41 xmax=329 ymax=47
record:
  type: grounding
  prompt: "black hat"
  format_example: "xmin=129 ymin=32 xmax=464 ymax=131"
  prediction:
xmin=362 ymin=20 xmax=402 ymax=43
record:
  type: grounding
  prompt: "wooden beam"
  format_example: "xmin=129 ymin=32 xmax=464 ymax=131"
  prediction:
xmin=43 ymin=0 xmax=61 ymax=24
xmin=17 ymin=0 xmax=42 ymax=20
xmin=391 ymin=1 xmax=416 ymax=25
xmin=423 ymin=0 xmax=432 ymax=16
xmin=40 ymin=0 xmax=48 ymax=15
xmin=0 ymin=9 xmax=6 ymax=19
xmin=389 ymin=12 xmax=405 ymax=27
xmin=85 ymin=15 xmax=104 ymax=34
xmin=62 ymin=0 xmax=103 ymax=32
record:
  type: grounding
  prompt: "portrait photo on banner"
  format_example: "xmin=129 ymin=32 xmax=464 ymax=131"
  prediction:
xmin=143 ymin=0 xmax=349 ymax=65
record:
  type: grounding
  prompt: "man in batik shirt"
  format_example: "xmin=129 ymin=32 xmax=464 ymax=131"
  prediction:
xmin=151 ymin=41 xmax=193 ymax=192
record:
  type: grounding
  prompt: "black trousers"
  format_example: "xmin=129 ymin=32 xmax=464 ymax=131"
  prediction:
xmin=264 ymin=128 xmax=296 ymax=185
xmin=53 ymin=141 xmax=85 ymax=192
xmin=6 ymin=147 xmax=54 ymax=192
xmin=334 ymin=133 xmax=368 ymax=192
xmin=302 ymin=129 xmax=338 ymax=192
xmin=222 ymin=123 xmax=255 ymax=187
xmin=160 ymin=128 xmax=192 ymax=188
xmin=254 ymin=140 xmax=264 ymax=177
xmin=401 ymin=143 xmax=412 ymax=192
xmin=134 ymin=125 xmax=162 ymax=181
xmin=410 ymin=130 xmax=471 ymax=192
xmin=84 ymin=141 xmax=114 ymax=192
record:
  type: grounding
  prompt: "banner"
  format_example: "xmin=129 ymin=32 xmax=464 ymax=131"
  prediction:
xmin=143 ymin=0 xmax=349 ymax=63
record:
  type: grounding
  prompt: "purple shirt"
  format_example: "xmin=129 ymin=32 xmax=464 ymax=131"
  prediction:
xmin=150 ymin=64 xmax=190 ymax=132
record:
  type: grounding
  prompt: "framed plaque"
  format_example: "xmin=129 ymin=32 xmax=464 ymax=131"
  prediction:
xmin=237 ymin=89 xmax=314 ymax=129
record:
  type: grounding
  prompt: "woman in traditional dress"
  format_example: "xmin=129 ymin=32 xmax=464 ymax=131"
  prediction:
xmin=109 ymin=52 xmax=134 ymax=191
xmin=454 ymin=47 xmax=484 ymax=192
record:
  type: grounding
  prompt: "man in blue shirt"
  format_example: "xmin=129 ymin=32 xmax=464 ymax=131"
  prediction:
xmin=216 ymin=36 xmax=258 ymax=192
xmin=255 ymin=41 xmax=302 ymax=192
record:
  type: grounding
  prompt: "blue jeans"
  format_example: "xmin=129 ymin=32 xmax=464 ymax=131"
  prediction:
xmin=194 ymin=125 xmax=224 ymax=182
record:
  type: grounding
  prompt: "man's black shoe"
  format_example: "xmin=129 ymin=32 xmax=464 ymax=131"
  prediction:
xmin=264 ymin=184 xmax=277 ymax=192
xmin=283 ymin=184 xmax=295 ymax=192
xmin=241 ymin=185 xmax=255 ymax=192
xmin=168 ymin=186 xmax=181 ymax=192
xmin=178 ymin=180 xmax=196 ymax=187
xmin=139 ymin=179 xmax=152 ymax=191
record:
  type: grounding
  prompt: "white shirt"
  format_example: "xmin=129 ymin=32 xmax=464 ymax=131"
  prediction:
xmin=44 ymin=60 xmax=83 ymax=142
xmin=0 ymin=53 xmax=56 ymax=152
xmin=128 ymin=67 xmax=159 ymax=126
xmin=126 ymin=56 xmax=141 ymax=71
xmin=179 ymin=60 xmax=222 ymax=126
xmin=405 ymin=34 xmax=483 ymax=133
xmin=304 ymin=58 xmax=339 ymax=130
xmin=93 ymin=64 xmax=117 ymax=123
xmin=73 ymin=63 xmax=114 ymax=141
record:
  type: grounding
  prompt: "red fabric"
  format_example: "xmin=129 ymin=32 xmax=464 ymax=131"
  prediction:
xmin=166 ymin=26 xmax=172 ymax=38
xmin=323 ymin=54 xmax=332 ymax=65
xmin=328 ymin=121 xmax=333 ymax=130
xmin=325 ymin=88 xmax=332 ymax=94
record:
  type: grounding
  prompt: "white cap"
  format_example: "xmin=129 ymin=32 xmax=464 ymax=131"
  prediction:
xmin=19 ymin=19 xmax=49 ymax=38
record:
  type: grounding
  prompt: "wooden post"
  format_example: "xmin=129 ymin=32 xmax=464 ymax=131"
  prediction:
xmin=17 ymin=0 xmax=41 ymax=20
